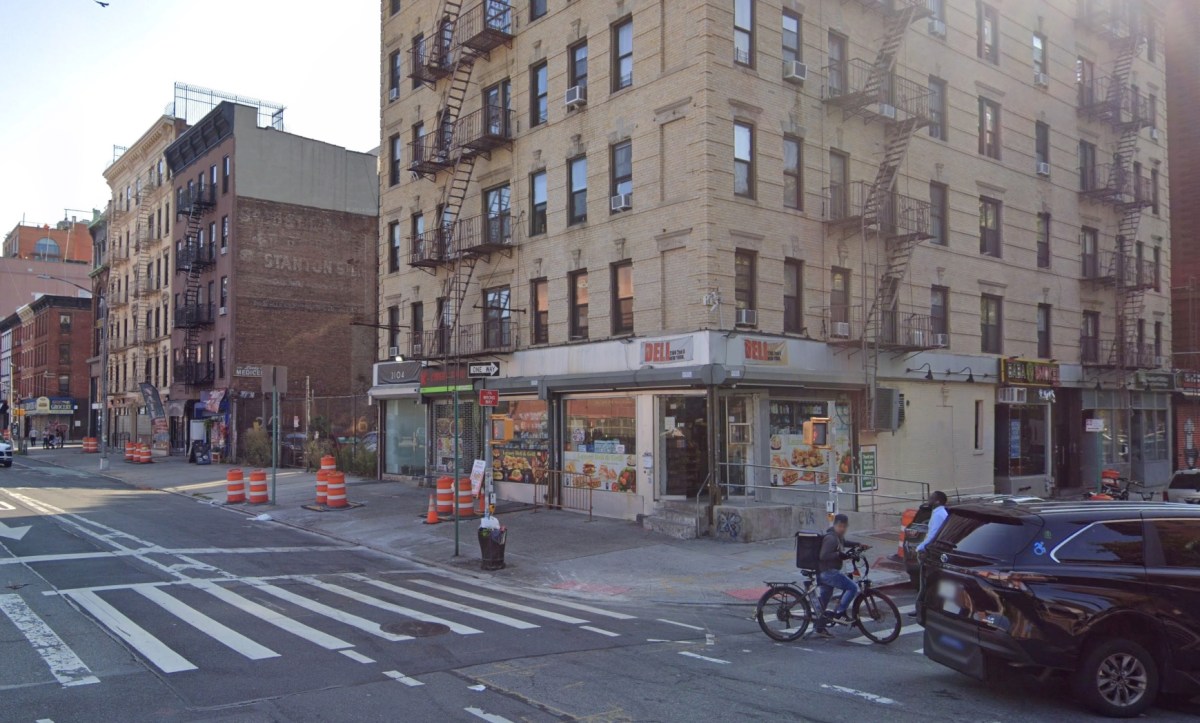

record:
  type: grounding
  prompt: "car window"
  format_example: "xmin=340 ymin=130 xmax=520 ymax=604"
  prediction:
xmin=1054 ymin=521 xmax=1144 ymax=566
xmin=1168 ymin=473 xmax=1200 ymax=490
xmin=1148 ymin=519 xmax=1200 ymax=568
xmin=930 ymin=512 xmax=1038 ymax=557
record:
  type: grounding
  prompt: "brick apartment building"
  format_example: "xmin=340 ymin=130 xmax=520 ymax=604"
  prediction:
xmin=376 ymin=0 xmax=1172 ymax=523
xmin=3 ymin=221 xmax=94 ymax=264
xmin=163 ymin=101 xmax=378 ymax=458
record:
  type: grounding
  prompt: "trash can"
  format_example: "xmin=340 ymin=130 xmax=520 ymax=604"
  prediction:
xmin=478 ymin=528 xmax=506 ymax=571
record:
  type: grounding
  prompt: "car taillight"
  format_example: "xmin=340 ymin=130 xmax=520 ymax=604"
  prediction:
xmin=1163 ymin=490 xmax=1169 ymax=502
xmin=970 ymin=569 xmax=1049 ymax=592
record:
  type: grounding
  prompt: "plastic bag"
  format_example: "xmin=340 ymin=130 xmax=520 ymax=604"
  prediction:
xmin=479 ymin=514 xmax=501 ymax=530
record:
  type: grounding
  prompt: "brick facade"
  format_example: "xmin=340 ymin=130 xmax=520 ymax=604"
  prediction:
xmin=1168 ymin=0 xmax=1200 ymax=369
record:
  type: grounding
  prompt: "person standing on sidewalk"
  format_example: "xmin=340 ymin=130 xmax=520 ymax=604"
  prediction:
xmin=56 ymin=422 xmax=67 ymax=449
xmin=913 ymin=490 xmax=949 ymax=621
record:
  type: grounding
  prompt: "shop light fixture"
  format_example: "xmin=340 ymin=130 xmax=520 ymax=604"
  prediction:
xmin=906 ymin=363 xmax=935 ymax=381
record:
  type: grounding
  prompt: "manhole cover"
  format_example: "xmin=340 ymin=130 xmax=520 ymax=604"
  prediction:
xmin=382 ymin=621 xmax=451 ymax=637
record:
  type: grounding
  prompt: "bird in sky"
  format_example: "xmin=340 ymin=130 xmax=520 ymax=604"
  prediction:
xmin=95 ymin=0 xmax=109 ymax=6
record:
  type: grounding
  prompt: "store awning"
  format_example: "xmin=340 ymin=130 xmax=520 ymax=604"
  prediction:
xmin=368 ymin=384 xmax=420 ymax=399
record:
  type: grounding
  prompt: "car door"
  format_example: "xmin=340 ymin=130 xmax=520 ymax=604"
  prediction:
xmin=1142 ymin=516 xmax=1200 ymax=686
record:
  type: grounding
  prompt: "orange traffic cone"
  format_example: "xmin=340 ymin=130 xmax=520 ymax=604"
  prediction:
xmin=424 ymin=494 xmax=439 ymax=525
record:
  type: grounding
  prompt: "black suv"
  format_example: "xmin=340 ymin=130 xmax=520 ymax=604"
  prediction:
xmin=919 ymin=501 xmax=1200 ymax=717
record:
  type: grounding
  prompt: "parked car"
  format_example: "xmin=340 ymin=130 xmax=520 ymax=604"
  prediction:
xmin=920 ymin=500 xmax=1200 ymax=717
xmin=1163 ymin=469 xmax=1200 ymax=505
xmin=0 ymin=439 xmax=12 ymax=467
xmin=280 ymin=433 xmax=307 ymax=467
xmin=901 ymin=493 xmax=1041 ymax=584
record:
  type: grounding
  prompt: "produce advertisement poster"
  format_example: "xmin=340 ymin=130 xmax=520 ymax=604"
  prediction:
xmin=492 ymin=448 xmax=549 ymax=484
xmin=563 ymin=451 xmax=637 ymax=493
xmin=768 ymin=400 xmax=853 ymax=486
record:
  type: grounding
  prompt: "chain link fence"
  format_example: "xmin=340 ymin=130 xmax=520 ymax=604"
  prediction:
xmin=233 ymin=393 xmax=377 ymax=476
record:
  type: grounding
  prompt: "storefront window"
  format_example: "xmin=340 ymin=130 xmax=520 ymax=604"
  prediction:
xmin=768 ymin=398 xmax=854 ymax=486
xmin=994 ymin=404 xmax=1047 ymax=477
xmin=564 ymin=397 xmax=637 ymax=493
xmin=384 ymin=399 xmax=425 ymax=476
xmin=432 ymin=399 xmax=480 ymax=473
xmin=490 ymin=399 xmax=549 ymax=484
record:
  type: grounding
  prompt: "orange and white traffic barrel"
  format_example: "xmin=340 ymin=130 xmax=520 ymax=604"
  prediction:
xmin=436 ymin=476 xmax=454 ymax=517
xmin=326 ymin=471 xmax=347 ymax=508
xmin=226 ymin=468 xmax=245 ymax=504
xmin=456 ymin=478 xmax=473 ymax=518
xmin=125 ymin=441 xmax=135 ymax=462
xmin=316 ymin=469 xmax=329 ymax=506
xmin=248 ymin=469 xmax=269 ymax=504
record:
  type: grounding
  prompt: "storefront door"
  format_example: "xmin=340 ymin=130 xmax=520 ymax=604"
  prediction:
xmin=658 ymin=395 xmax=709 ymax=497
xmin=719 ymin=394 xmax=754 ymax=496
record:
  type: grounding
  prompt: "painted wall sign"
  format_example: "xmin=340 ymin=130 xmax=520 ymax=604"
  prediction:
xmin=234 ymin=364 xmax=263 ymax=378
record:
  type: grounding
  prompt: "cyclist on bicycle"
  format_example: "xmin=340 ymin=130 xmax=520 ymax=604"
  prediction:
xmin=814 ymin=513 xmax=862 ymax=637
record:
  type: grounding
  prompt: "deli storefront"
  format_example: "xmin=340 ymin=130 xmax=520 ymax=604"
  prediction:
xmin=994 ymin=359 xmax=1060 ymax=497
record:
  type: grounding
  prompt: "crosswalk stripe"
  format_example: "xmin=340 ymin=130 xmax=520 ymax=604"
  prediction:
xmin=580 ymin=625 xmax=620 ymax=637
xmin=133 ymin=585 xmax=279 ymax=661
xmin=848 ymin=623 xmax=924 ymax=646
xmin=346 ymin=574 xmax=538 ymax=630
xmin=411 ymin=580 xmax=589 ymax=625
xmin=383 ymin=670 xmax=424 ymax=687
xmin=341 ymin=650 xmax=376 ymax=664
xmin=0 ymin=593 xmax=99 ymax=687
xmin=68 ymin=590 xmax=197 ymax=674
xmin=416 ymin=575 xmax=635 ymax=620
xmin=296 ymin=577 xmax=483 ymax=635
xmin=191 ymin=580 xmax=354 ymax=651
xmin=250 ymin=582 xmax=413 ymax=642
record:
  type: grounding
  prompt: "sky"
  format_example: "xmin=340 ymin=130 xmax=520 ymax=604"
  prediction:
xmin=0 ymin=0 xmax=379 ymax=239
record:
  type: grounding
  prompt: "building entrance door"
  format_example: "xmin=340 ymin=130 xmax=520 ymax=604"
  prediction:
xmin=657 ymin=395 xmax=709 ymax=497
xmin=719 ymin=394 xmax=754 ymax=496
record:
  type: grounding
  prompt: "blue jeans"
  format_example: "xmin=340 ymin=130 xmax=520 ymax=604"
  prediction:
xmin=817 ymin=570 xmax=859 ymax=618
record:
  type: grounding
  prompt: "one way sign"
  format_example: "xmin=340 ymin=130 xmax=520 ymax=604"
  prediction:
xmin=468 ymin=362 xmax=501 ymax=378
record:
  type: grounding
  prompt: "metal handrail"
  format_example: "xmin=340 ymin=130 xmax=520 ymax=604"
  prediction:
xmin=713 ymin=461 xmax=936 ymax=512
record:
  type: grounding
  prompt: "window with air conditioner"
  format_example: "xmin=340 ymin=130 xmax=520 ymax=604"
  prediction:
xmin=735 ymin=250 xmax=756 ymax=326
xmin=610 ymin=140 xmax=632 ymax=212
xmin=782 ymin=11 xmax=803 ymax=83
xmin=565 ymin=85 xmax=587 ymax=108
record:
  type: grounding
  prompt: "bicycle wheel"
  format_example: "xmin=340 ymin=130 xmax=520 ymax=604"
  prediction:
xmin=756 ymin=586 xmax=811 ymax=642
xmin=853 ymin=589 xmax=901 ymax=644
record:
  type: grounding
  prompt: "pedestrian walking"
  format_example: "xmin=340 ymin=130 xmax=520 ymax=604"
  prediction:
xmin=911 ymin=490 xmax=949 ymax=621
xmin=29 ymin=426 xmax=38 ymax=447
xmin=56 ymin=423 xmax=67 ymax=448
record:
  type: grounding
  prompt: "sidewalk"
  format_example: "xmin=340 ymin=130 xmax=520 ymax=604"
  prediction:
xmin=17 ymin=445 xmax=910 ymax=604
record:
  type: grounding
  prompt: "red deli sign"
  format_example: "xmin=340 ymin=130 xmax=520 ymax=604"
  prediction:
xmin=743 ymin=338 xmax=787 ymax=365
xmin=642 ymin=337 xmax=693 ymax=363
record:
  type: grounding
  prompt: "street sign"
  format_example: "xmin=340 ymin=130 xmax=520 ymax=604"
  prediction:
xmin=261 ymin=365 xmax=289 ymax=394
xmin=468 ymin=362 xmax=501 ymax=378
xmin=479 ymin=389 xmax=499 ymax=407
xmin=1085 ymin=418 xmax=1105 ymax=433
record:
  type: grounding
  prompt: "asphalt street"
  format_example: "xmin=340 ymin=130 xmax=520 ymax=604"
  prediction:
xmin=1 ymin=457 xmax=1197 ymax=722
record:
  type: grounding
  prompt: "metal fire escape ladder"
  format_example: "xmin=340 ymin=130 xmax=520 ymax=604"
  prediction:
xmin=178 ymin=197 xmax=206 ymax=385
xmin=131 ymin=176 xmax=154 ymax=389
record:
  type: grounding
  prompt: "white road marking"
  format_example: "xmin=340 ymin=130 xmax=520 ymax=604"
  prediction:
xmin=191 ymin=580 xmax=353 ymax=650
xmin=340 ymin=650 xmax=375 ymax=664
xmin=646 ymin=639 xmax=692 ymax=644
xmin=464 ymin=707 xmax=513 ymax=723
xmin=0 ymin=519 xmax=32 ymax=541
xmin=382 ymin=670 xmax=424 ymax=687
xmin=897 ymin=604 xmax=915 ymax=615
xmin=0 ymin=501 xmax=15 ymax=510
xmin=415 ymin=575 xmax=634 ymax=620
xmin=0 ymin=545 xmax=363 ymax=566
xmin=914 ymin=648 xmax=924 ymax=655
xmin=248 ymin=581 xmax=412 ymax=642
xmin=36 ymin=719 xmax=55 ymax=723
xmin=819 ymin=684 xmax=897 ymax=705
xmin=412 ymin=579 xmax=589 ymax=624
xmin=133 ymin=585 xmax=278 ymax=660
xmin=68 ymin=590 xmax=196 ymax=674
xmin=657 ymin=618 xmax=705 ymax=631
xmin=347 ymin=575 xmax=538 ymax=630
xmin=678 ymin=651 xmax=731 ymax=665
xmin=580 ymin=625 xmax=620 ymax=637
xmin=848 ymin=623 xmax=923 ymax=646
xmin=0 ymin=594 xmax=99 ymax=687
xmin=296 ymin=576 xmax=482 ymax=635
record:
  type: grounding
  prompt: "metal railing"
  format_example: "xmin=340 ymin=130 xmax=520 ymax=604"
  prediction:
xmin=823 ymin=59 xmax=930 ymax=122
xmin=413 ymin=320 xmax=520 ymax=359
xmin=714 ymin=461 xmax=936 ymax=514
xmin=532 ymin=469 xmax=595 ymax=521
xmin=823 ymin=180 xmax=931 ymax=238
xmin=456 ymin=0 xmax=513 ymax=53
xmin=1079 ymin=163 xmax=1151 ymax=207
xmin=454 ymin=106 xmax=514 ymax=153
xmin=174 ymin=303 xmax=214 ymax=328
xmin=176 ymin=242 xmax=215 ymax=271
xmin=173 ymin=361 xmax=215 ymax=386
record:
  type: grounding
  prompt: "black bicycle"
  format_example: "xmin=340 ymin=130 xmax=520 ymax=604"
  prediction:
xmin=756 ymin=545 xmax=901 ymax=644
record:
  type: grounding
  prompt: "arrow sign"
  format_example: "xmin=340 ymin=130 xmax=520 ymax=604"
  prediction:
xmin=0 ymin=520 xmax=31 ymax=542
xmin=468 ymin=362 xmax=501 ymax=378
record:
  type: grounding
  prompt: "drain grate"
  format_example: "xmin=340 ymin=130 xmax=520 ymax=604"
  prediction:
xmin=382 ymin=621 xmax=451 ymax=637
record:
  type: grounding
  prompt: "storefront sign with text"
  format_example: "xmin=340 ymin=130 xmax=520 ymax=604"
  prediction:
xmin=744 ymin=338 xmax=788 ymax=365
xmin=1000 ymin=359 xmax=1060 ymax=386
xmin=641 ymin=337 xmax=693 ymax=363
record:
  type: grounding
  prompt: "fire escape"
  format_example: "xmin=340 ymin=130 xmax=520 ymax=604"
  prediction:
xmin=130 ymin=173 xmax=156 ymax=392
xmin=1077 ymin=3 xmax=1156 ymax=371
xmin=822 ymin=0 xmax=932 ymax=427
xmin=173 ymin=183 xmax=216 ymax=387
xmin=406 ymin=0 xmax=515 ymax=360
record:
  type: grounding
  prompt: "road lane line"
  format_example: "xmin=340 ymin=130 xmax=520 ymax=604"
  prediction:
xmin=580 ymin=625 xmax=620 ymax=637
xmin=191 ymin=580 xmax=353 ymax=650
xmin=347 ymin=575 xmax=538 ymax=630
xmin=464 ymin=707 xmax=513 ymax=723
xmin=848 ymin=623 xmax=923 ymax=646
xmin=250 ymin=581 xmax=412 ymax=642
xmin=340 ymin=650 xmax=375 ymax=664
xmin=409 ymin=575 xmax=634 ymax=620
xmin=0 ymin=594 xmax=99 ymax=687
xmin=412 ymin=579 xmax=588 ymax=624
xmin=67 ymin=590 xmax=196 ymax=674
xmin=133 ymin=585 xmax=278 ymax=660
xmin=819 ymin=683 xmax=897 ymax=705
xmin=678 ymin=651 xmax=731 ymax=665
xmin=0 ymin=545 xmax=364 ymax=566
xmin=296 ymin=577 xmax=482 ymax=635
xmin=383 ymin=670 xmax=424 ymax=687
xmin=657 ymin=618 xmax=705 ymax=631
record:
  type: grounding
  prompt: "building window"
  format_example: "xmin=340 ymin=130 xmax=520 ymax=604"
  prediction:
xmin=386 ymin=305 xmax=400 ymax=352
xmin=221 ymin=156 xmax=231 ymax=194
xmin=1081 ymin=226 xmax=1099 ymax=278
xmin=569 ymin=270 xmax=589 ymax=340
xmin=1151 ymin=168 xmax=1160 ymax=215
xmin=529 ymin=171 xmax=547 ymax=235
xmin=830 ymin=267 xmax=850 ymax=326
xmin=1079 ymin=140 xmax=1097 ymax=190
xmin=221 ymin=215 xmax=229 ymax=251
xmin=1037 ymin=212 xmax=1051 ymax=268
xmin=390 ymin=0 xmax=400 ymax=14
xmin=530 ymin=62 xmax=548 ymax=126
xmin=734 ymin=0 xmax=754 ymax=66
xmin=1154 ymin=321 xmax=1163 ymax=359
xmin=409 ymin=301 xmax=423 ymax=353
xmin=928 ymin=0 xmax=946 ymax=22
xmin=980 ymin=294 xmax=1002 ymax=354
xmin=1153 ymin=246 xmax=1161 ymax=291
xmin=977 ymin=2 xmax=999 ymax=64
xmin=484 ymin=184 xmax=511 ymax=246
xmin=410 ymin=212 xmax=424 ymax=260
xmin=611 ymin=261 xmax=633 ymax=335
xmin=59 ymin=313 xmax=72 ymax=331
xmin=1076 ymin=56 xmax=1095 ymax=107
xmin=220 ymin=276 xmax=228 ymax=308
xmin=827 ymin=32 xmax=846 ymax=95
xmin=1035 ymin=121 xmax=1050 ymax=167
xmin=973 ymin=400 xmax=984 ymax=450
xmin=784 ymin=259 xmax=803 ymax=333
xmin=531 ymin=279 xmax=548 ymax=344
xmin=530 ymin=0 xmax=546 ymax=21
xmin=568 ymin=156 xmax=587 ymax=224
xmin=978 ymin=98 xmax=1001 ymax=159
xmin=59 ymin=342 xmax=71 ymax=365
xmin=389 ymin=50 xmax=402 ymax=98
xmin=783 ymin=135 xmax=803 ymax=210
xmin=735 ymin=250 xmax=756 ymax=314
xmin=612 ymin=18 xmax=633 ymax=91
xmin=929 ymin=182 xmax=948 ymax=245
xmin=1146 ymin=18 xmax=1156 ymax=63
xmin=782 ymin=10 xmax=801 ymax=63
xmin=979 ymin=196 xmax=1001 ymax=257
xmin=59 ymin=375 xmax=70 ymax=395
xmin=218 ymin=338 xmax=226 ymax=379
xmin=610 ymin=141 xmax=632 ymax=203
xmin=931 ymin=286 xmax=949 ymax=340
xmin=733 ymin=122 xmax=755 ymax=198
xmin=569 ymin=40 xmax=588 ymax=90
xmin=389 ymin=134 xmax=402 ymax=186
xmin=388 ymin=221 xmax=401 ymax=272
xmin=1081 ymin=310 xmax=1100 ymax=363
xmin=828 ymin=150 xmax=848 ymax=219
xmin=1148 ymin=93 xmax=1158 ymax=130
xmin=1032 ymin=32 xmax=1046 ymax=78
xmin=483 ymin=286 xmax=511 ymax=350
xmin=928 ymin=77 xmax=947 ymax=140
xmin=1037 ymin=304 xmax=1052 ymax=358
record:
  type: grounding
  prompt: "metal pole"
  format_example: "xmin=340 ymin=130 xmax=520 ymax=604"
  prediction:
xmin=271 ymin=368 xmax=279 ymax=504
xmin=99 ymin=298 xmax=110 ymax=471
xmin=453 ymin=373 xmax=460 ymax=557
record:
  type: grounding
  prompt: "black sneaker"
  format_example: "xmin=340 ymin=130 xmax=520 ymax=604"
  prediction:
xmin=813 ymin=626 xmax=834 ymax=638
xmin=830 ymin=612 xmax=853 ymax=625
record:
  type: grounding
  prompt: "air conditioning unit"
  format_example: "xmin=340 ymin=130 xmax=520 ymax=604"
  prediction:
xmin=831 ymin=321 xmax=851 ymax=338
xmin=220 ymin=247 xmax=227 ymax=255
xmin=389 ymin=87 xmax=400 ymax=101
xmin=610 ymin=193 xmax=632 ymax=212
xmin=1037 ymin=161 xmax=1051 ymax=176
xmin=1154 ymin=355 xmax=1165 ymax=367
xmin=1150 ymin=127 xmax=1160 ymax=141
xmin=874 ymin=387 xmax=901 ymax=431
xmin=736 ymin=308 xmax=758 ymax=326
xmin=218 ymin=306 xmax=227 ymax=316
xmin=927 ymin=18 xmax=947 ymax=38
xmin=877 ymin=103 xmax=897 ymax=119
xmin=1033 ymin=72 xmax=1049 ymax=88
xmin=565 ymin=85 xmax=587 ymax=109
xmin=998 ymin=387 xmax=1028 ymax=404
xmin=933 ymin=332 xmax=949 ymax=347
xmin=783 ymin=60 xmax=808 ymax=84
xmin=387 ymin=346 xmax=400 ymax=358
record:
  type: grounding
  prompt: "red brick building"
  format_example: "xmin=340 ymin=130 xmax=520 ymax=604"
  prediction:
xmin=3 ymin=221 xmax=94 ymax=264
xmin=5 ymin=295 xmax=93 ymax=439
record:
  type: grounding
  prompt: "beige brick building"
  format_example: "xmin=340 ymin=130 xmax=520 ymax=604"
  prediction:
xmin=375 ymin=0 xmax=1172 ymax=525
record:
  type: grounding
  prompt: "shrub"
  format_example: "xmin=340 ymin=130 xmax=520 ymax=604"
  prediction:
xmin=241 ymin=426 xmax=271 ymax=467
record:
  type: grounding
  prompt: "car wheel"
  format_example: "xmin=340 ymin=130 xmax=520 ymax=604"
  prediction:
xmin=1072 ymin=638 xmax=1159 ymax=718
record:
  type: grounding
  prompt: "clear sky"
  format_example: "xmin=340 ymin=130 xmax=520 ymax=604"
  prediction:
xmin=0 ymin=0 xmax=379 ymax=237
